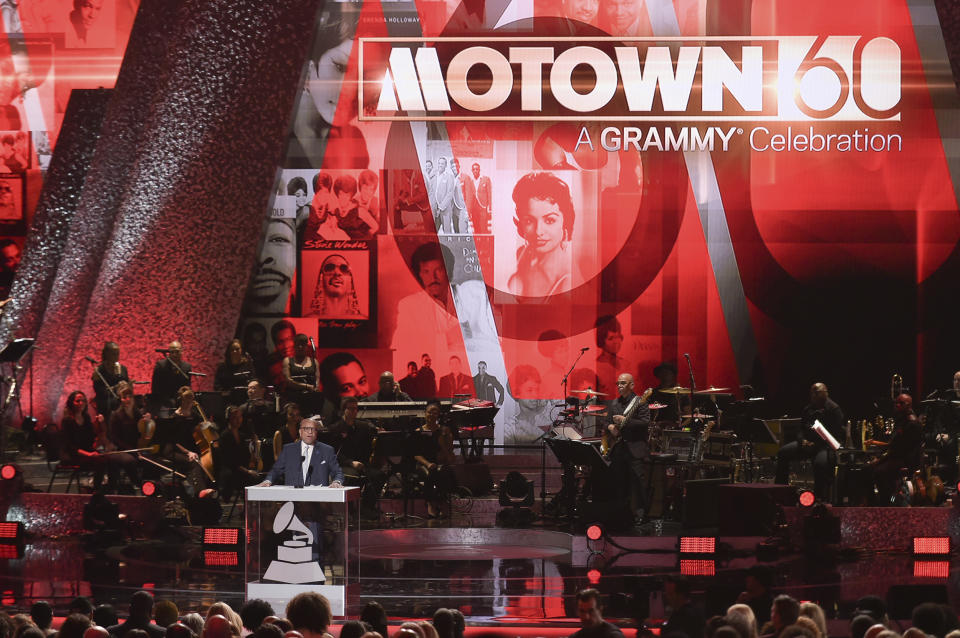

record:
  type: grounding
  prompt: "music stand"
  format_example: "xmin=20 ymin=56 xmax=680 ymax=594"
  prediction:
xmin=447 ymin=406 xmax=498 ymax=458
xmin=0 ymin=338 xmax=35 ymax=459
xmin=732 ymin=418 xmax=777 ymax=483
xmin=545 ymin=438 xmax=609 ymax=519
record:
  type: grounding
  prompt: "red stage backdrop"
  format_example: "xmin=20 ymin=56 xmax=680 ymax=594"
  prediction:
xmin=233 ymin=0 xmax=960 ymax=443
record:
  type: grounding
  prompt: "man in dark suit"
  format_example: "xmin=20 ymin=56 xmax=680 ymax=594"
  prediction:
xmin=150 ymin=340 xmax=193 ymax=412
xmin=438 ymin=355 xmax=474 ymax=399
xmin=606 ymin=372 xmax=651 ymax=529
xmin=261 ymin=419 xmax=343 ymax=487
xmin=473 ymin=361 xmax=504 ymax=406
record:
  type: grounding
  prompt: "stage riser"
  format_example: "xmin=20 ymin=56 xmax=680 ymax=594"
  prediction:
xmin=784 ymin=506 xmax=960 ymax=551
xmin=0 ymin=493 xmax=165 ymax=536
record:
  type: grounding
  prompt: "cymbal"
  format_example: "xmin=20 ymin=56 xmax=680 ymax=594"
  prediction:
xmin=695 ymin=387 xmax=731 ymax=394
xmin=682 ymin=413 xmax=716 ymax=419
xmin=657 ymin=386 xmax=690 ymax=394
xmin=647 ymin=403 xmax=669 ymax=410
xmin=572 ymin=389 xmax=608 ymax=397
xmin=582 ymin=405 xmax=607 ymax=414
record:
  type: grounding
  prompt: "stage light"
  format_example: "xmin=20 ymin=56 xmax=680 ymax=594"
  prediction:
xmin=202 ymin=527 xmax=242 ymax=547
xmin=798 ymin=490 xmax=816 ymax=508
xmin=913 ymin=537 xmax=950 ymax=555
xmin=187 ymin=492 xmax=223 ymax=526
xmin=679 ymin=536 xmax=716 ymax=554
xmin=498 ymin=471 xmax=535 ymax=508
xmin=0 ymin=544 xmax=22 ymax=559
xmin=203 ymin=551 xmax=239 ymax=567
xmin=140 ymin=481 xmax=160 ymax=497
xmin=586 ymin=524 xmax=604 ymax=541
xmin=587 ymin=568 xmax=601 ymax=584
xmin=914 ymin=561 xmax=949 ymax=579
xmin=680 ymin=559 xmax=715 ymax=576
xmin=0 ymin=464 xmax=18 ymax=480
xmin=0 ymin=521 xmax=23 ymax=543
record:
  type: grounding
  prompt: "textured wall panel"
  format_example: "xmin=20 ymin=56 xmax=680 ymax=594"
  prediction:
xmin=18 ymin=0 xmax=320 ymax=424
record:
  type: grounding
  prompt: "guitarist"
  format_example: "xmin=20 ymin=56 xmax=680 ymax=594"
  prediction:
xmin=607 ymin=373 xmax=651 ymax=530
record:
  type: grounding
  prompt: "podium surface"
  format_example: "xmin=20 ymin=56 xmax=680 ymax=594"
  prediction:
xmin=245 ymin=486 xmax=360 ymax=615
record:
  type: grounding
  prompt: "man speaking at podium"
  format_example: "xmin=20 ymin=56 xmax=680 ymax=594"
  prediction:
xmin=260 ymin=419 xmax=344 ymax=487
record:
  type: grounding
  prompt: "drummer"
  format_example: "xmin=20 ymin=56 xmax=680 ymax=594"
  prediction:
xmin=650 ymin=361 xmax=682 ymax=423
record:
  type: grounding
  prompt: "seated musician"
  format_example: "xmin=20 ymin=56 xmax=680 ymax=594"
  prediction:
xmin=151 ymin=341 xmax=193 ymax=413
xmin=217 ymin=406 xmax=262 ymax=501
xmin=921 ymin=371 xmax=960 ymax=484
xmin=60 ymin=390 xmax=113 ymax=492
xmin=606 ymin=373 xmax=651 ymax=529
xmin=868 ymin=393 xmax=924 ymax=504
xmin=774 ymin=383 xmax=844 ymax=501
xmin=214 ymin=339 xmax=255 ymax=407
xmin=328 ymin=396 xmax=384 ymax=519
xmin=92 ymin=341 xmax=130 ymax=416
xmin=164 ymin=386 xmax=214 ymax=495
xmin=282 ymin=334 xmax=320 ymax=415
xmin=242 ymin=380 xmax=279 ymax=440
xmin=273 ymin=402 xmax=303 ymax=461
xmin=102 ymin=381 xmax=144 ymax=490
xmin=408 ymin=401 xmax=457 ymax=518
xmin=361 ymin=371 xmax=412 ymax=403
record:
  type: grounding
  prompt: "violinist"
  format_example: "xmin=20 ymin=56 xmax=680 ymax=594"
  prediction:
xmin=217 ymin=406 xmax=261 ymax=502
xmin=92 ymin=341 xmax=130 ymax=416
xmin=328 ymin=396 xmax=383 ymax=519
xmin=215 ymin=339 xmax=255 ymax=407
xmin=241 ymin=380 xmax=278 ymax=441
xmin=60 ymin=391 xmax=111 ymax=492
xmin=409 ymin=401 xmax=457 ymax=518
xmin=102 ymin=381 xmax=143 ymax=490
xmin=151 ymin=341 xmax=193 ymax=412
xmin=166 ymin=386 xmax=214 ymax=495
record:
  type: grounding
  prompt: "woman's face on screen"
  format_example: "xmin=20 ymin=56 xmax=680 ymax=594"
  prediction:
xmin=518 ymin=198 xmax=565 ymax=255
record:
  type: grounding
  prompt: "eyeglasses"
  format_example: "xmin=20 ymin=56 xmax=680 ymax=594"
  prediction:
xmin=323 ymin=263 xmax=350 ymax=274
xmin=300 ymin=426 xmax=317 ymax=432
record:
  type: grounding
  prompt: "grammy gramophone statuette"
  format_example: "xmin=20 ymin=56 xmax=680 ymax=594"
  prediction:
xmin=263 ymin=501 xmax=326 ymax=584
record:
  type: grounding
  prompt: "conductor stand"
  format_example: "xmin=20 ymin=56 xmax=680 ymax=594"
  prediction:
xmin=732 ymin=418 xmax=777 ymax=483
xmin=0 ymin=338 xmax=36 ymax=460
xmin=544 ymin=437 xmax=608 ymax=522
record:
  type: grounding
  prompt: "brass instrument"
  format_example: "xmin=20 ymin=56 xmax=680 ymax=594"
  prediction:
xmin=891 ymin=373 xmax=903 ymax=400
xmin=860 ymin=418 xmax=871 ymax=451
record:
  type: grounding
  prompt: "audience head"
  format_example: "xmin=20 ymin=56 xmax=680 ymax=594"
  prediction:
xmin=251 ymin=625 xmax=283 ymax=638
xmin=771 ymin=595 xmax=800 ymax=631
xmin=778 ymin=624 xmax=815 ymax=638
xmin=576 ymin=588 xmax=604 ymax=629
xmin=360 ymin=634 xmax=383 ymax=638
xmin=69 ymin=598 xmax=94 ymax=618
xmin=82 ymin=628 xmax=109 ymax=638
xmin=339 ymin=622 xmax=370 ymax=638
xmin=129 ymin=590 xmax=155 ymax=621
xmin=59 ymin=614 xmax=93 ymax=638
xmin=726 ymin=605 xmax=759 ymax=638
xmin=360 ymin=602 xmax=388 ymax=638
xmin=398 ymin=623 xmax=423 ymax=638
xmin=181 ymin=615 xmax=205 ymax=637
xmin=29 ymin=602 xmax=53 ymax=630
xmin=913 ymin=602 xmax=947 ymax=638
xmin=713 ymin=628 xmax=742 ymax=638
xmin=202 ymin=615 xmax=233 ymax=638
xmin=794 ymin=617 xmax=822 ymax=638
xmin=449 ymin=610 xmax=464 ymax=638
xmin=205 ymin=605 xmax=241 ymax=637
xmin=93 ymin=606 xmax=117 ymax=629
xmin=285 ymin=592 xmax=332 ymax=638
xmin=855 ymin=596 xmax=888 ymax=625
xmin=851 ymin=615 xmax=878 ymax=638
xmin=268 ymin=619 xmax=293 ymax=634
xmin=17 ymin=629 xmax=43 ymax=638
xmin=432 ymin=609 xmax=454 ymax=638
xmin=239 ymin=600 xmax=275 ymax=633
xmin=864 ymin=624 xmax=888 ymax=638
xmin=799 ymin=603 xmax=826 ymax=638
xmin=416 ymin=623 xmax=436 ymax=638
xmin=154 ymin=601 xmax=179 ymax=629
xmin=903 ymin=629 xmax=928 ymax=638
xmin=166 ymin=623 xmax=196 ymax=638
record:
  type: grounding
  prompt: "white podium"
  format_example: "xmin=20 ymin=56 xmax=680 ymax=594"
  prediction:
xmin=245 ymin=486 xmax=360 ymax=616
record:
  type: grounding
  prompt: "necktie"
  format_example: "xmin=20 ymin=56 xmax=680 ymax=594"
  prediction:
xmin=302 ymin=444 xmax=312 ymax=484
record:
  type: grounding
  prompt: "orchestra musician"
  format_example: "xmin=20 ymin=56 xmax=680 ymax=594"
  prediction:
xmin=241 ymin=380 xmax=278 ymax=442
xmin=409 ymin=401 xmax=457 ymax=518
xmin=362 ymin=371 xmax=412 ymax=403
xmin=921 ymin=371 xmax=960 ymax=483
xmin=91 ymin=341 xmax=130 ymax=416
xmin=273 ymin=402 xmax=304 ymax=461
xmin=214 ymin=339 xmax=255 ymax=406
xmin=328 ymin=396 xmax=384 ymax=519
xmin=774 ymin=383 xmax=844 ymax=500
xmin=60 ymin=391 xmax=133 ymax=493
xmin=101 ymin=381 xmax=143 ymax=490
xmin=261 ymin=418 xmax=343 ymax=487
xmin=867 ymin=393 xmax=924 ymax=504
xmin=164 ymin=386 xmax=214 ymax=495
xmin=217 ymin=406 xmax=262 ymax=501
xmin=151 ymin=341 xmax=193 ymax=412
xmin=606 ymin=373 xmax=651 ymax=530
xmin=282 ymin=334 xmax=320 ymax=414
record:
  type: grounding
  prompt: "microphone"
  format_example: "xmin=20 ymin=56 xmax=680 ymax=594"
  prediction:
xmin=155 ymin=348 xmax=171 ymax=354
xmin=580 ymin=347 xmax=590 ymax=352
xmin=683 ymin=353 xmax=691 ymax=360
xmin=305 ymin=463 xmax=314 ymax=486
xmin=84 ymin=356 xmax=98 ymax=364
xmin=309 ymin=336 xmax=317 ymax=353
xmin=189 ymin=372 xmax=207 ymax=377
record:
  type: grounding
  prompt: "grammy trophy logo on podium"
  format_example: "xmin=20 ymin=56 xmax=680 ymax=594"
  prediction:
xmin=263 ymin=502 xmax=325 ymax=584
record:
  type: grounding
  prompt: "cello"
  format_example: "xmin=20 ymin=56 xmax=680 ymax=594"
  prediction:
xmin=191 ymin=402 xmax=219 ymax=484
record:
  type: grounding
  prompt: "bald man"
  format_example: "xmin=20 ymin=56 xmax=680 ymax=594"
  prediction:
xmin=775 ymin=382 xmax=845 ymax=500
xmin=150 ymin=340 xmax=193 ymax=411
xmin=868 ymin=393 xmax=923 ymax=504
xmin=606 ymin=373 xmax=651 ymax=529
xmin=361 ymin=371 xmax=412 ymax=402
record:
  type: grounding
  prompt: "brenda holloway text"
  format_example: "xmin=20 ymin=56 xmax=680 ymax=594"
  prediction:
xmin=577 ymin=126 xmax=903 ymax=153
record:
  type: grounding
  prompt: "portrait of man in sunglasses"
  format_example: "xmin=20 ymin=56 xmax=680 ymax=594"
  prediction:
xmin=308 ymin=252 xmax=365 ymax=319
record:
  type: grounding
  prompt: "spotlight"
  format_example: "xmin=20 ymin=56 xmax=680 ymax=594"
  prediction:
xmin=140 ymin=480 xmax=160 ymax=497
xmin=586 ymin=524 xmax=604 ymax=541
xmin=202 ymin=527 xmax=242 ymax=547
xmin=203 ymin=551 xmax=239 ymax=567
xmin=0 ymin=464 xmax=18 ymax=481
xmin=587 ymin=568 xmax=601 ymax=584
xmin=680 ymin=559 xmax=715 ymax=576
xmin=798 ymin=489 xmax=816 ymax=508
xmin=913 ymin=537 xmax=950 ymax=556
xmin=496 ymin=471 xmax=536 ymax=527
xmin=0 ymin=521 xmax=23 ymax=544
xmin=914 ymin=561 xmax=949 ymax=579
xmin=187 ymin=492 xmax=223 ymax=526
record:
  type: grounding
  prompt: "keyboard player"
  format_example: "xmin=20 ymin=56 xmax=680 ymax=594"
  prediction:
xmin=362 ymin=371 xmax=413 ymax=403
